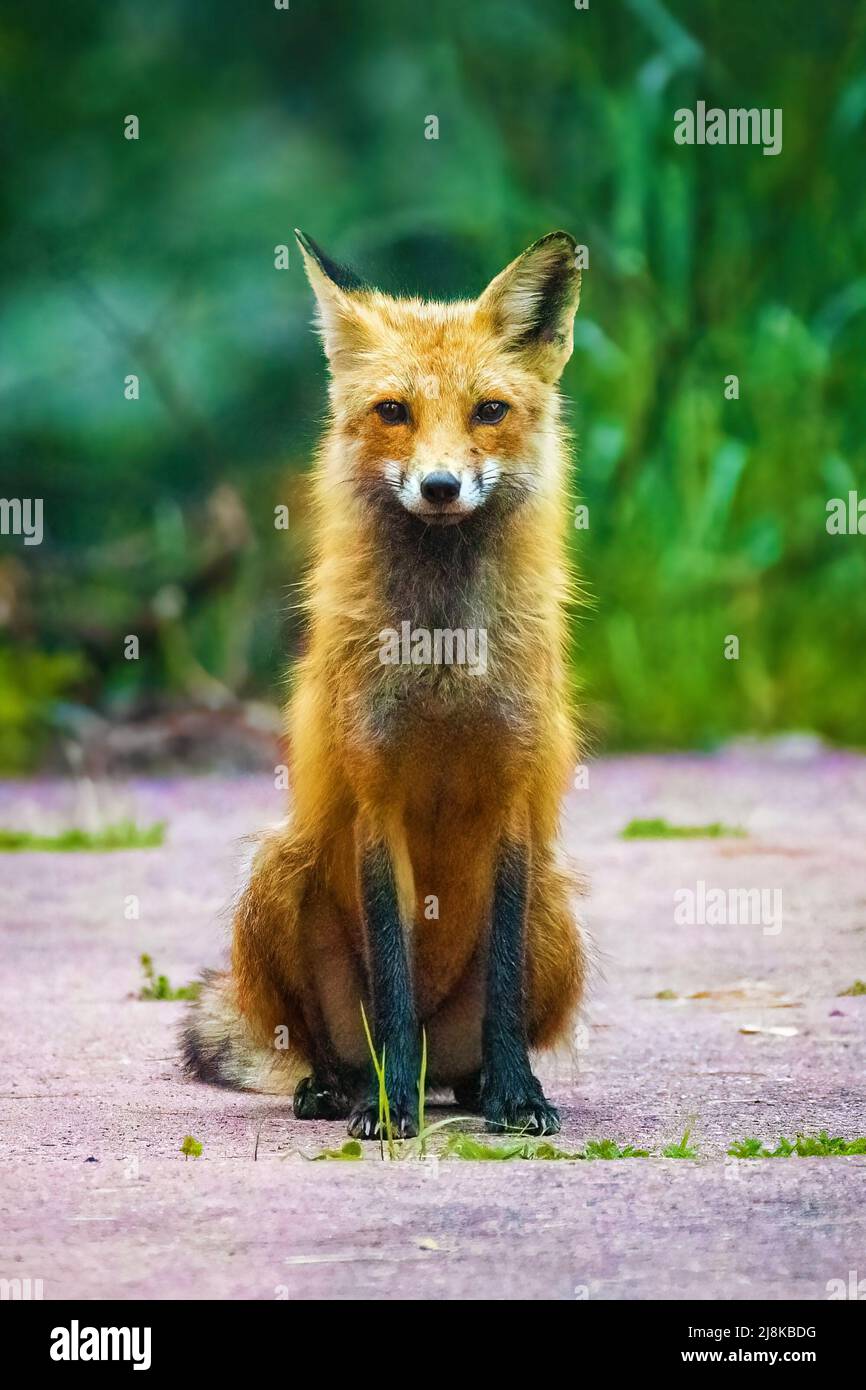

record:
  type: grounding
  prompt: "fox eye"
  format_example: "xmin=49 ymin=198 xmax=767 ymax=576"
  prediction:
xmin=375 ymin=400 xmax=409 ymax=425
xmin=475 ymin=400 xmax=509 ymax=425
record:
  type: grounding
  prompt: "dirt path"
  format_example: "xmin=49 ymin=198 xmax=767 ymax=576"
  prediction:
xmin=1 ymin=750 xmax=864 ymax=1300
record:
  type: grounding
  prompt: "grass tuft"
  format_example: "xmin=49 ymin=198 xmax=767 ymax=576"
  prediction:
xmin=306 ymin=1114 xmax=866 ymax=1164
xmin=311 ymin=1129 xmax=657 ymax=1162
xmin=661 ymin=1127 xmax=700 ymax=1159
xmin=138 ymin=953 xmax=201 ymax=1001
xmin=621 ymin=818 xmax=745 ymax=840
xmin=838 ymin=980 xmax=866 ymax=996
xmin=312 ymin=1140 xmax=363 ymax=1161
xmin=727 ymin=1131 xmax=866 ymax=1158
xmin=0 ymin=820 xmax=165 ymax=852
xmin=584 ymin=1138 xmax=651 ymax=1159
xmin=180 ymin=1135 xmax=202 ymax=1159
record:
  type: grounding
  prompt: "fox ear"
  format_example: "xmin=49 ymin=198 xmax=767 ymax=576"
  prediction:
xmin=294 ymin=229 xmax=368 ymax=366
xmin=476 ymin=232 xmax=581 ymax=383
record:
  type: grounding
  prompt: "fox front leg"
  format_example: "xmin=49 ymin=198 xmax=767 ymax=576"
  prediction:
xmin=480 ymin=842 xmax=561 ymax=1136
xmin=347 ymin=843 xmax=421 ymax=1140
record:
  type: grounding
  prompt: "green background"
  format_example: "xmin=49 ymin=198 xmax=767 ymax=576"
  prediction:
xmin=2 ymin=0 xmax=865 ymax=769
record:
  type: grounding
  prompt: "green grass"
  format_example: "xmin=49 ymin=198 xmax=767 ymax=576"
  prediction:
xmin=584 ymin=1138 xmax=651 ymax=1160
xmin=436 ymin=1133 xmax=639 ymax=1161
xmin=728 ymin=1132 xmax=866 ymax=1159
xmin=621 ymin=818 xmax=746 ymax=840
xmin=311 ymin=1131 xmax=654 ymax=1162
xmin=0 ymin=820 xmax=165 ymax=852
xmin=311 ymin=1124 xmax=663 ymax=1162
xmin=180 ymin=1135 xmax=203 ymax=1159
xmin=417 ymin=1025 xmax=428 ymax=1158
xmin=312 ymin=1141 xmax=363 ymax=1161
xmin=359 ymin=1000 xmax=396 ymax=1159
xmin=839 ymin=980 xmax=866 ymax=997
xmin=138 ymin=953 xmax=201 ymax=1002
xmin=661 ymin=1128 xmax=700 ymax=1159
xmin=310 ymin=1126 xmax=866 ymax=1162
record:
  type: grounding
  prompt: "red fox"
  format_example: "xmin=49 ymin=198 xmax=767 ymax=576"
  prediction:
xmin=182 ymin=230 xmax=587 ymax=1137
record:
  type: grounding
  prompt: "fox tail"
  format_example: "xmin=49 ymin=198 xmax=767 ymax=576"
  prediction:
xmin=180 ymin=969 xmax=307 ymax=1096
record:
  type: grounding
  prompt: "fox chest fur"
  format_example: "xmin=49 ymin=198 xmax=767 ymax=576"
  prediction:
xmin=303 ymin=524 xmax=561 ymax=1017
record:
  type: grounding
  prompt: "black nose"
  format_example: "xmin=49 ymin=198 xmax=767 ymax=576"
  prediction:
xmin=420 ymin=471 xmax=461 ymax=504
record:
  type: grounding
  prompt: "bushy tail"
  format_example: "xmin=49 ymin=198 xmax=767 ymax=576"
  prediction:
xmin=180 ymin=969 xmax=308 ymax=1096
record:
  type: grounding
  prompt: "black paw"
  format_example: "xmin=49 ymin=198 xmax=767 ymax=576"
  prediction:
xmin=481 ymin=1075 xmax=561 ymax=1136
xmin=293 ymin=1075 xmax=350 ymax=1121
xmin=347 ymin=1099 xmax=418 ymax=1140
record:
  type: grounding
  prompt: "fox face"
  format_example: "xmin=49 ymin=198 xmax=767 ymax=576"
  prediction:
xmin=296 ymin=230 xmax=581 ymax=527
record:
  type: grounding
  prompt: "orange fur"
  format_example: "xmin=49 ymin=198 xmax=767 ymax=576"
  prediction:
xmin=182 ymin=231 xmax=588 ymax=1096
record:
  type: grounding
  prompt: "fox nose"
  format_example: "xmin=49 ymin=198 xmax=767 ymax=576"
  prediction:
xmin=420 ymin=470 xmax=461 ymax=504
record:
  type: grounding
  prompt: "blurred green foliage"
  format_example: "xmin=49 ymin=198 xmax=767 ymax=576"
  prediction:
xmin=1 ymin=0 xmax=865 ymax=765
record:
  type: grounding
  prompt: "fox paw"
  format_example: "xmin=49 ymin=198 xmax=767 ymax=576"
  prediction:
xmin=292 ymin=1075 xmax=350 ymax=1121
xmin=481 ymin=1076 xmax=561 ymax=1136
xmin=347 ymin=1100 xmax=418 ymax=1141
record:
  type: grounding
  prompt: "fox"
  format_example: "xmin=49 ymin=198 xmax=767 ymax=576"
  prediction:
xmin=182 ymin=229 xmax=588 ymax=1138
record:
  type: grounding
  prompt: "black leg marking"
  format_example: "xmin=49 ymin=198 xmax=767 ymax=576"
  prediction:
xmin=347 ymin=844 xmax=420 ymax=1140
xmin=480 ymin=842 xmax=560 ymax=1136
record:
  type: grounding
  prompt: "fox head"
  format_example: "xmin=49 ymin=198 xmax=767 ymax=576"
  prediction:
xmin=296 ymin=230 xmax=581 ymax=528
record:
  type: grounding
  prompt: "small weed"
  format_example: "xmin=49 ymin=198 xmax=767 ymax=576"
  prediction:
xmin=655 ymin=989 xmax=679 ymax=1000
xmin=584 ymin=1138 xmax=650 ymax=1159
xmin=726 ymin=1137 xmax=765 ymax=1159
xmin=180 ymin=1135 xmax=202 ymax=1159
xmin=661 ymin=1127 xmax=699 ymax=1159
xmin=839 ymin=980 xmax=866 ymax=996
xmin=312 ymin=1141 xmax=363 ymax=1161
xmin=138 ymin=953 xmax=201 ymax=1002
xmin=441 ymin=1133 xmax=534 ymax=1160
xmin=0 ymin=820 xmax=165 ymax=852
xmin=621 ymin=818 xmax=745 ymax=840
